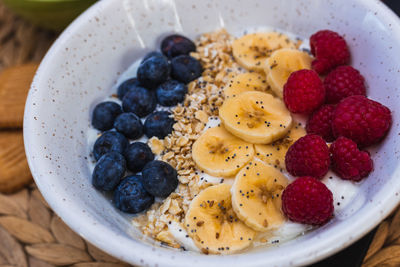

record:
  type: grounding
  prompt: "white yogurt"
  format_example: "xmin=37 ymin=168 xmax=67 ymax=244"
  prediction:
xmin=87 ymin=127 xmax=101 ymax=172
xmin=116 ymin=60 xmax=141 ymax=87
xmin=204 ymin=116 xmax=221 ymax=129
xmin=198 ymin=171 xmax=235 ymax=186
xmin=322 ymin=172 xmax=366 ymax=219
xmin=269 ymin=222 xmax=312 ymax=244
xmin=322 ymin=171 xmax=360 ymax=214
xmin=168 ymin=221 xmax=200 ymax=252
xmin=256 ymin=221 xmax=312 ymax=246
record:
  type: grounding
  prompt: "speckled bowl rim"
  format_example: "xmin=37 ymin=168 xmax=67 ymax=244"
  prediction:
xmin=24 ymin=0 xmax=400 ymax=266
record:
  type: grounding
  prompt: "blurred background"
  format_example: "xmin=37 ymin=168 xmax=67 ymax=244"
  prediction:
xmin=0 ymin=0 xmax=399 ymax=267
xmin=3 ymin=0 xmax=97 ymax=32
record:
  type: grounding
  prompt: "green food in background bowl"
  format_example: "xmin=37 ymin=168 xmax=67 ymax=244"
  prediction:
xmin=2 ymin=0 xmax=97 ymax=31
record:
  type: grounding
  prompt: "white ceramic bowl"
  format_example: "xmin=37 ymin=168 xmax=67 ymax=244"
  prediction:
xmin=24 ymin=0 xmax=400 ymax=266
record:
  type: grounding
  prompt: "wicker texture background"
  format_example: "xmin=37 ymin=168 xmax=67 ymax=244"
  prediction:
xmin=0 ymin=2 xmax=398 ymax=267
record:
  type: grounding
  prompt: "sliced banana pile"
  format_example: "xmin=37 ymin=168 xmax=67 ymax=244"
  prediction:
xmin=265 ymin=48 xmax=312 ymax=98
xmin=219 ymin=91 xmax=292 ymax=144
xmin=224 ymin=72 xmax=269 ymax=99
xmin=185 ymin=184 xmax=256 ymax=254
xmin=184 ymin=31 xmax=314 ymax=254
xmin=255 ymin=123 xmax=306 ymax=171
xmin=192 ymin=126 xmax=254 ymax=177
xmin=231 ymin=159 xmax=289 ymax=231
xmin=232 ymin=32 xmax=297 ymax=72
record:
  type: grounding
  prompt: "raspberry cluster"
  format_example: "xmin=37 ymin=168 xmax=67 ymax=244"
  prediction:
xmin=281 ymin=30 xmax=392 ymax=226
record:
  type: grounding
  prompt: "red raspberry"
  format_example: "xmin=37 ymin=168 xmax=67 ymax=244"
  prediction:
xmin=282 ymin=177 xmax=334 ymax=225
xmin=285 ymin=134 xmax=330 ymax=179
xmin=310 ymin=30 xmax=350 ymax=74
xmin=283 ymin=69 xmax=325 ymax=114
xmin=330 ymin=137 xmax=373 ymax=181
xmin=306 ymin=104 xmax=335 ymax=142
xmin=324 ymin=66 xmax=366 ymax=104
xmin=332 ymin=95 xmax=391 ymax=147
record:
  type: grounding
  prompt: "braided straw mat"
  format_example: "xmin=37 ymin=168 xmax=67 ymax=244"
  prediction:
xmin=0 ymin=2 xmax=398 ymax=267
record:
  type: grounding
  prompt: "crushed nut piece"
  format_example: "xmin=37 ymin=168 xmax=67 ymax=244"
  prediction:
xmin=148 ymin=137 xmax=165 ymax=155
xmin=195 ymin=110 xmax=209 ymax=123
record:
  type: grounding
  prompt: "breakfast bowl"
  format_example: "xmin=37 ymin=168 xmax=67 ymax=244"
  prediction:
xmin=23 ymin=0 xmax=400 ymax=266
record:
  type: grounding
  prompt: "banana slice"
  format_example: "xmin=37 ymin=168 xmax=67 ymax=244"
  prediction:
xmin=232 ymin=32 xmax=297 ymax=72
xmin=231 ymin=159 xmax=289 ymax=232
xmin=219 ymin=91 xmax=292 ymax=144
xmin=185 ymin=184 xmax=256 ymax=254
xmin=224 ymin=72 xmax=269 ymax=99
xmin=265 ymin=48 xmax=312 ymax=98
xmin=192 ymin=126 xmax=254 ymax=177
xmin=255 ymin=123 xmax=306 ymax=171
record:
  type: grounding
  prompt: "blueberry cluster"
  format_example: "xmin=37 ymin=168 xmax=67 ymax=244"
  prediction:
xmin=119 ymin=34 xmax=202 ymax=109
xmin=90 ymin=34 xmax=201 ymax=214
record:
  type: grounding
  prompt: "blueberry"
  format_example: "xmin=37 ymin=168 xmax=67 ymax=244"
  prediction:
xmin=156 ymin=80 xmax=187 ymax=106
xmin=144 ymin=111 xmax=175 ymax=139
xmin=142 ymin=160 xmax=178 ymax=197
xmin=93 ymin=131 xmax=129 ymax=161
xmin=113 ymin=175 xmax=154 ymax=213
xmin=91 ymin=102 xmax=122 ymax=131
xmin=170 ymin=55 xmax=203 ymax=84
xmin=142 ymin=51 xmax=164 ymax=63
xmin=137 ymin=54 xmax=170 ymax=89
xmin=124 ymin=142 xmax=154 ymax=172
xmin=114 ymin=113 xmax=143 ymax=139
xmin=117 ymin=78 xmax=142 ymax=100
xmin=122 ymin=86 xmax=157 ymax=117
xmin=92 ymin=152 xmax=126 ymax=191
xmin=161 ymin=34 xmax=196 ymax=58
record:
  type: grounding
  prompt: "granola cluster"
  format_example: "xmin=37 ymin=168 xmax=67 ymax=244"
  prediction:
xmin=133 ymin=29 xmax=244 ymax=247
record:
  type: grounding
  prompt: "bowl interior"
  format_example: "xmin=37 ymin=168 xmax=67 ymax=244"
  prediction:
xmin=24 ymin=0 xmax=400 ymax=266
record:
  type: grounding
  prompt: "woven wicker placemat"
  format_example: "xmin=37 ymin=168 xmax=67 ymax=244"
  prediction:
xmin=0 ymin=2 xmax=398 ymax=267
xmin=0 ymin=4 xmax=55 ymax=70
